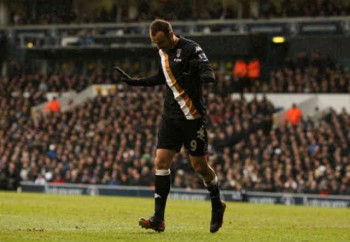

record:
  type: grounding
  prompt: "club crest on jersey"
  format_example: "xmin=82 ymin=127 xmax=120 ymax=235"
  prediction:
xmin=174 ymin=49 xmax=182 ymax=62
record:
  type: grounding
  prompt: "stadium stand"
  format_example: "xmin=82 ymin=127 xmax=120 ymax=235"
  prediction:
xmin=247 ymin=51 xmax=350 ymax=93
xmin=7 ymin=0 xmax=350 ymax=25
xmin=0 ymin=70 xmax=349 ymax=194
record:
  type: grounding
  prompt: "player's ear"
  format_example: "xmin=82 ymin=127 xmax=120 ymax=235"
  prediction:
xmin=169 ymin=32 xmax=174 ymax=39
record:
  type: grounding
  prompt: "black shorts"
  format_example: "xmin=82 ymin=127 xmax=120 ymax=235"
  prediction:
xmin=157 ymin=117 xmax=208 ymax=156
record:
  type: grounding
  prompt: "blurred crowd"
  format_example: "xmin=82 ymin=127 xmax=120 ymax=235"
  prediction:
xmin=9 ymin=0 xmax=350 ymax=25
xmin=258 ymin=0 xmax=350 ymax=19
xmin=237 ymin=51 xmax=350 ymax=93
xmin=0 ymin=65 xmax=349 ymax=195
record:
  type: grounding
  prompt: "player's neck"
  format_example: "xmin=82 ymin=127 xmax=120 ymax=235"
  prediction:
xmin=170 ymin=36 xmax=179 ymax=49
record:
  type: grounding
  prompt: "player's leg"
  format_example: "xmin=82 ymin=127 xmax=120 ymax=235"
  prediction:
xmin=139 ymin=148 xmax=175 ymax=232
xmin=153 ymin=148 xmax=175 ymax=221
xmin=190 ymin=155 xmax=226 ymax=233
xmin=184 ymin=118 xmax=226 ymax=233
xmin=139 ymin=117 xmax=182 ymax=232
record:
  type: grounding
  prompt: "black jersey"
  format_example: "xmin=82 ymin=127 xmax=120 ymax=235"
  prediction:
xmin=126 ymin=36 xmax=215 ymax=120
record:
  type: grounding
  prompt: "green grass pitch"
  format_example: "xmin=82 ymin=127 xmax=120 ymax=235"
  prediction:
xmin=0 ymin=191 xmax=349 ymax=242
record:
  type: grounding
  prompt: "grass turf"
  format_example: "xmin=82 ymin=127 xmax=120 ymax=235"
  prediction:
xmin=0 ymin=191 xmax=349 ymax=242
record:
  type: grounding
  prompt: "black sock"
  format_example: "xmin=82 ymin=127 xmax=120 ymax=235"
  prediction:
xmin=154 ymin=173 xmax=170 ymax=220
xmin=206 ymin=178 xmax=222 ymax=210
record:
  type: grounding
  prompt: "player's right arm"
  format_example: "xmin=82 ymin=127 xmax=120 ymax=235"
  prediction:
xmin=114 ymin=67 xmax=165 ymax=86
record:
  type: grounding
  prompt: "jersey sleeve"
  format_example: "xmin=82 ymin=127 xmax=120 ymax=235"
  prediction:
xmin=193 ymin=45 xmax=209 ymax=62
xmin=125 ymin=66 xmax=165 ymax=86
xmin=191 ymin=45 xmax=216 ymax=84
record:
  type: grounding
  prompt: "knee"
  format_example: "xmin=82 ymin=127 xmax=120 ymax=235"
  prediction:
xmin=192 ymin=162 xmax=208 ymax=175
xmin=154 ymin=156 xmax=169 ymax=170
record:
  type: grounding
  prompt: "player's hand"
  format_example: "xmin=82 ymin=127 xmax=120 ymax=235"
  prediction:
xmin=183 ymin=60 xmax=197 ymax=77
xmin=183 ymin=60 xmax=215 ymax=84
xmin=183 ymin=59 xmax=206 ymax=77
xmin=113 ymin=67 xmax=133 ymax=83
xmin=188 ymin=59 xmax=201 ymax=69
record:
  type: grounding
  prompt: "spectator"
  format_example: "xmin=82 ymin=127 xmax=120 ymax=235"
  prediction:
xmin=46 ymin=97 xmax=61 ymax=113
xmin=285 ymin=103 xmax=303 ymax=125
xmin=34 ymin=174 xmax=46 ymax=185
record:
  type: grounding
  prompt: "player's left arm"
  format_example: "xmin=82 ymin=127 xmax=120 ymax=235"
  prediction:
xmin=189 ymin=45 xmax=216 ymax=84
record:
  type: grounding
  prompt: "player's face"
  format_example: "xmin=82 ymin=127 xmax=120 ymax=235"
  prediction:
xmin=150 ymin=31 xmax=173 ymax=50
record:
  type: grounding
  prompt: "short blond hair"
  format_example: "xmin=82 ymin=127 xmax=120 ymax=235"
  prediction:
xmin=149 ymin=19 xmax=173 ymax=37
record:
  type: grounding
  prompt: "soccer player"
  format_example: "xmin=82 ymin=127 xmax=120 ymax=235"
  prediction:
xmin=114 ymin=19 xmax=226 ymax=233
